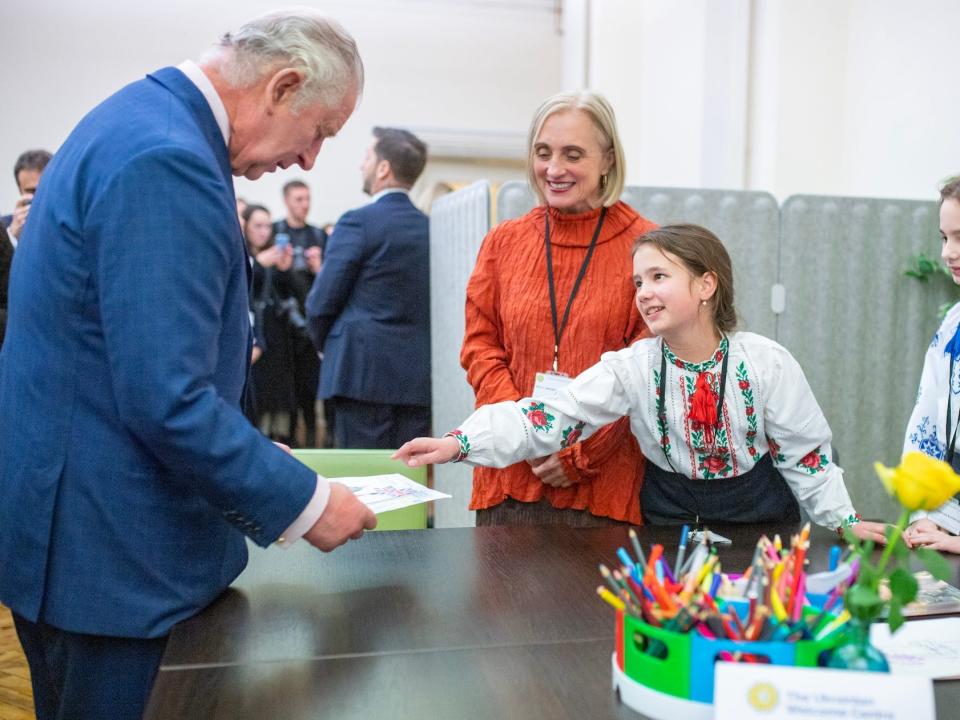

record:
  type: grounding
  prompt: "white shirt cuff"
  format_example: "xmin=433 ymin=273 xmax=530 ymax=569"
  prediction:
xmin=276 ymin=475 xmax=330 ymax=548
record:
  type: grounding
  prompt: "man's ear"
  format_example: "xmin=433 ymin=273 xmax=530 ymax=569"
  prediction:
xmin=267 ymin=68 xmax=304 ymax=109
xmin=376 ymin=158 xmax=392 ymax=182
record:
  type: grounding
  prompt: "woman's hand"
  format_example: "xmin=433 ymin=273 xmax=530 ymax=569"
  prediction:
xmin=393 ymin=436 xmax=460 ymax=467
xmin=848 ymin=520 xmax=891 ymax=544
xmin=528 ymin=453 xmax=573 ymax=488
xmin=907 ymin=527 xmax=960 ymax=553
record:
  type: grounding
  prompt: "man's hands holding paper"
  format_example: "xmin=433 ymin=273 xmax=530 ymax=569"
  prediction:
xmin=303 ymin=482 xmax=377 ymax=552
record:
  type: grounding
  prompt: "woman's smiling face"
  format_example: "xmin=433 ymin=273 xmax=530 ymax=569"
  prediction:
xmin=532 ymin=108 xmax=612 ymax=214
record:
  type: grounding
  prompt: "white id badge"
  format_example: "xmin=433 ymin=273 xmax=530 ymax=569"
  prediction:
xmin=928 ymin=497 xmax=960 ymax=535
xmin=531 ymin=370 xmax=572 ymax=403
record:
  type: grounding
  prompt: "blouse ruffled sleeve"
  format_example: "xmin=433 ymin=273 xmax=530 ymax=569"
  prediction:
xmin=452 ymin=352 xmax=635 ymax=469
xmin=761 ymin=344 xmax=857 ymax=530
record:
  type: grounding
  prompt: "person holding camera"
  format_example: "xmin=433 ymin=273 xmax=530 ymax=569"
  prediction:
xmin=245 ymin=203 xmax=302 ymax=443
xmin=273 ymin=179 xmax=326 ymax=447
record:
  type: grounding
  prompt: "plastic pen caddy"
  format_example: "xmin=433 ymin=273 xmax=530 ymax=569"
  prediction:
xmin=611 ymin=596 xmax=844 ymax=720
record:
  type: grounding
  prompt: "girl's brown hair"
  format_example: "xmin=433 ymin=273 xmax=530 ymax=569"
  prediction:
xmin=632 ymin=224 xmax=737 ymax=333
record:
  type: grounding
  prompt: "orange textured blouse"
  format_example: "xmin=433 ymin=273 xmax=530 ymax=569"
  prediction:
xmin=460 ymin=201 xmax=657 ymax=523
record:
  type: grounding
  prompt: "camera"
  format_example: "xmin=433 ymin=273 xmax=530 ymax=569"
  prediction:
xmin=274 ymin=232 xmax=290 ymax=250
xmin=276 ymin=297 xmax=307 ymax=331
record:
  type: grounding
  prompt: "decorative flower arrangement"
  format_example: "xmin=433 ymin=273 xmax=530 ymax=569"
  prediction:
xmin=844 ymin=451 xmax=960 ymax=632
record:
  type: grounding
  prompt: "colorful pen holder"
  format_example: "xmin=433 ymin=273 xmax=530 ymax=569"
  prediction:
xmin=612 ymin=607 xmax=845 ymax=719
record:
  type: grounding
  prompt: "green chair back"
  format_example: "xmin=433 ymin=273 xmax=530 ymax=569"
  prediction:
xmin=292 ymin=449 xmax=428 ymax=531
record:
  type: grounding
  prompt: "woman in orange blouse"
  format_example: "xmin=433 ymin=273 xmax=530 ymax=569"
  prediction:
xmin=462 ymin=91 xmax=656 ymax=526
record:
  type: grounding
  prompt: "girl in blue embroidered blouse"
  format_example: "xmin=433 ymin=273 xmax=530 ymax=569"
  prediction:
xmin=395 ymin=224 xmax=889 ymax=542
xmin=904 ymin=178 xmax=960 ymax=553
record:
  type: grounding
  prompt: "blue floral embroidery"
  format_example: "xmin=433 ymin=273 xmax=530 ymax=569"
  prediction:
xmin=910 ymin=416 xmax=945 ymax=460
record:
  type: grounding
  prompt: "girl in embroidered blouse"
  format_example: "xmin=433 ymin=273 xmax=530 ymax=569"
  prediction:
xmin=394 ymin=224 xmax=888 ymax=541
xmin=904 ymin=177 xmax=960 ymax=553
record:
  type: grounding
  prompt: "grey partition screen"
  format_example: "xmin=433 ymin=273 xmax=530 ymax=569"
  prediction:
xmin=495 ymin=182 xmax=780 ymax=337
xmin=778 ymin=195 xmax=946 ymax=519
xmin=429 ymin=181 xmax=491 ymax=528
xmin=625 ymin=188 xmax=780 ymax=339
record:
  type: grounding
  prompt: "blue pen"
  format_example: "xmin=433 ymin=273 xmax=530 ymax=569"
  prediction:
xmin=675 ymin=524 xmax=689 ymax=578
xmin=617 ymin=547 xmax=636 ymax=572
xmin=828 ymin=545 xmax=841 ymax=572
xmin=654 ymin=559 xmax=665 ymax=586
xmin=709 ymin=572 xmax=722 ymax=598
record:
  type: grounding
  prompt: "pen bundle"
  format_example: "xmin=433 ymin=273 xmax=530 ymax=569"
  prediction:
xmin=597 ymin=523 xmax=855 ymax=659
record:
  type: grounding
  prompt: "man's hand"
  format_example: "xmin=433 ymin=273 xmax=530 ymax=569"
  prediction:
xmin=305 ymin=246 xmax=322 ymax=274
xmin=528 ymin=453 xmax=573 ymax=488
xmin=8 ymin=193 xmax=33 ymax=239
xmin=302 ymin=482 xmax=377 ymax=552
xmin=392 ymin=436 xmax=460 ymax=466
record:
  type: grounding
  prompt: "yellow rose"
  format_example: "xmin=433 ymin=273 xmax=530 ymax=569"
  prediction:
xmin=874 ymin=451 xmax=960 ymax=511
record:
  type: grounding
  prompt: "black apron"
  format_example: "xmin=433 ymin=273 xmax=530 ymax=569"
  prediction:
xmin=641 ymin=452 xmax=800 ymax=526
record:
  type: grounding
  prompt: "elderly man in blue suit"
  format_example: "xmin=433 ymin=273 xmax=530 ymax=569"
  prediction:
xmin=0 ymin=11 xmax=376 ymax=719
xmin=306 ymin=128 xmax=431 ymax=449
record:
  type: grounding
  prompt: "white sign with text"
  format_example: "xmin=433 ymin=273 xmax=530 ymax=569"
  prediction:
xmin=714 ymin=663 xmax=934 ymax=720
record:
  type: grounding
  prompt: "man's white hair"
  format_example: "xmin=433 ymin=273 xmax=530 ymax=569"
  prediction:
xmin=203 ymin=9 xmax=363 ymax=110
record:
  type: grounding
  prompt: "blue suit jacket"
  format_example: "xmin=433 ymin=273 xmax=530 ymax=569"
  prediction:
xmin=306 ymin=192 xmax=431 ymax=407
xmin=0 ymin=68 xmax=317 ymax=638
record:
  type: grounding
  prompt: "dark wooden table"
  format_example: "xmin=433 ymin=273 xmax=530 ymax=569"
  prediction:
xmin=144 ymin=523 xmax=960 ymax=719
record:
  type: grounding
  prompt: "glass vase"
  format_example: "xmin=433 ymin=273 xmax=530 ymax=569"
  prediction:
xmin=824 ymin=616 xmax=890 ymax=672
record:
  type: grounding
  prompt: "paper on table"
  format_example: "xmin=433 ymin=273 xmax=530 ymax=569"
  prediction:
xmin=335 ymin=473 xmax=451 ymax=515
xmin=871 ymin=617 xmax=960 ymax=679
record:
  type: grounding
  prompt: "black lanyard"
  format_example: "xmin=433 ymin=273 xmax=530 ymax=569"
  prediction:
xmin=656 ymin=339 xmax=730 ymax=472
xmin=947 ymin=352 xmax=959 ymax=465
xmin=544 ymin=207 xmax=607 ymax=372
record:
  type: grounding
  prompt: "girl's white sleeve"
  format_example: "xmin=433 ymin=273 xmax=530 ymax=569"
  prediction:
xmin=762 ymin=347 xmax=857 ymax=530
xmin=451 ymin=353 xmax=635 ymax=468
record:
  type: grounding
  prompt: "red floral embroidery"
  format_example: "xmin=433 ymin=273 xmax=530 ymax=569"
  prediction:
xmin=561 ymin=421 xmax=585 ymax=449
xmin=745 ymin=407 xmax=754 ymax=416
xmin=522 ymin=401 xmax=555 ymax=433
xmin=738 ymin=379 xmax=750 ymax=390
xmin=797 ymin=447 xmax=829 ymax=475
xmin=703 ymin=456 xmax=728 ymax=473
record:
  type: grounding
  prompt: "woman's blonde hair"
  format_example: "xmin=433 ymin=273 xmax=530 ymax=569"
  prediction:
xmin=525 ymin=91 xmax=626 ymax=208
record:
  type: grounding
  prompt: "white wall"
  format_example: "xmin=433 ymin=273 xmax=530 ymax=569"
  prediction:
xmin=0 ymin=0 xmax=562 ymax=222
xmin=578 ymin=0 xmax=960 ymax=202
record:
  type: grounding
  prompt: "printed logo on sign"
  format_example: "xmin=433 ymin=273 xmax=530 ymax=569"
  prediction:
xmin=747 ymin=682 xmax=778 ymax=712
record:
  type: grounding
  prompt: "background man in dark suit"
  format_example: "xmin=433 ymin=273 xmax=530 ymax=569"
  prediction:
xmin=0 ymin=12 xmax=376 ymax=719
xmin=306 ymin=127 xmax=431 ymax=449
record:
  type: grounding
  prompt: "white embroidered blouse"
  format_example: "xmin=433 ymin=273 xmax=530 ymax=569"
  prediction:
xmin=903 ymin=302 xmax=960 ymax=526
xmin=450 ymin=332 xmax=858 ymax=530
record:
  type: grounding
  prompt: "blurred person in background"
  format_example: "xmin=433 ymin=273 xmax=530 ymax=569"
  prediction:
xmin=274 ymin=179 xmax=325 ymax=446
xmin=306 ymin=127 xmax=430 ymax=449
xmin=246 ymin=203 xmax=300 ymax=442
xmin=2 ymin=149 xmax=52 ymax=242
